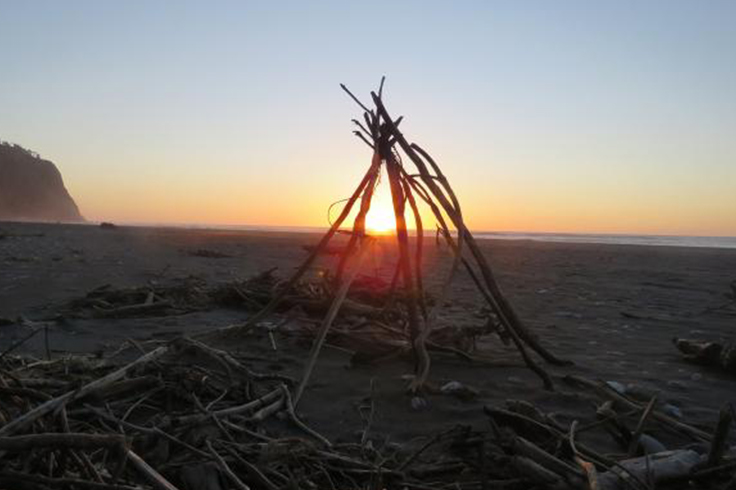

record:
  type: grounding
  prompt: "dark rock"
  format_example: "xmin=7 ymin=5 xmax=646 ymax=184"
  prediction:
xmin=0 ymin=141 xmax=84 ymax=222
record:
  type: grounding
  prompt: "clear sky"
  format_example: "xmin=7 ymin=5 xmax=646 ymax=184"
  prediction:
xmin=1 ymin=1 xmax=734 ymax=236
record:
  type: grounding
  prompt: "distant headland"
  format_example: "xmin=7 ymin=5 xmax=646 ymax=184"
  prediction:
xmin=0 ymin=141 xmax=84 ymax=223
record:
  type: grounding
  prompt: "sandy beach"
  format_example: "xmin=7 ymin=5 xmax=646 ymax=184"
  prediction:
xmin=2 ymin=221 xmax=735 ymax=455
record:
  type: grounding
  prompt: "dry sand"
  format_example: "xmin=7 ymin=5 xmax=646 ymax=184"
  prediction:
xmin=1 ymin=221 xmax=735 ymax=453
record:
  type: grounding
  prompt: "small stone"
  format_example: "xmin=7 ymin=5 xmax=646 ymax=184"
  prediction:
xmin=626 ymin=383 xmax=658 ymax=401
xmin=667 ymin=380 xmax=687 ymax=390
xmin=638 ymin=434 xmax=667 ymax=454
xmin=411 ymin=396 xmax=428 ymax=411
xmin=441 ymin=381 xmax=464 ymax=392
xmin=662 ymin=404 xmax=683 ymax=419
xmin=606 ymin=381 xmax=626 ymax=394
xmin=440 ymin=381 xmax=479 ymax=400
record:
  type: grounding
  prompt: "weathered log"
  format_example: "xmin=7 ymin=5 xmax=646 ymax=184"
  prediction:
xmin=597 ymin=450 xmax=702 ymax=490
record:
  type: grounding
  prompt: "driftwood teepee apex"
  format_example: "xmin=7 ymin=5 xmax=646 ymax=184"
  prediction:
xmin=245 ymin=78 xmax=571 ymax=400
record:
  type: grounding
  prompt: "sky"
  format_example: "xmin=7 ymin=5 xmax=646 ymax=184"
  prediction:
xmin=1 ymin=1 xmax=734 ymax=236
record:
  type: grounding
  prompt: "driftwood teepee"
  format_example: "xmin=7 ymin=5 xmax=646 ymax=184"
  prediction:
xmin=244 ymin=78 xmax=570 ymax=400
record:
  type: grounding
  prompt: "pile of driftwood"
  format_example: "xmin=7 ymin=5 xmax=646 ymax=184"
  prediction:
xmin=1 ymin=336 xmax=734 ymax=490
xmin=53 ymin=269 xmax=499 ymax=370
xmin=60 ymin=271 xmax=281 ymax=319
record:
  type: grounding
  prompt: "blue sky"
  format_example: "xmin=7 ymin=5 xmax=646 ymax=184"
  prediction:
xmin=1 ymin=1 xmax=734 ymax=234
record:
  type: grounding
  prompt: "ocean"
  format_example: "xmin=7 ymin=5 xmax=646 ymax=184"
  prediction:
xmin=471 ymin=232 xmax=736 ymax=249
xmin=128 ymin=222 xmax=736 ymax=250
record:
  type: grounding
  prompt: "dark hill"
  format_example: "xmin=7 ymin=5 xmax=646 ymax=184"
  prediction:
xmin=0 ymin=142 xmax=84 ymax=222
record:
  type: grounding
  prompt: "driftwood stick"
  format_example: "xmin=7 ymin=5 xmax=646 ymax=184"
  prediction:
xmin=411 ymin=143 xmax=463 ymax=217
xmin=513 ymin=436 xmax=584 ymax=481
xmin=0 ymin=470 xmax=138 ymax=490
xmin=397 ymin=427 xmax=457 ymax=471
xmin=377 ymin=75 xmax=386 ymax=99
xmin=400 ymin=172 xmax=426 ymax=319
xmin=364 ymin=112 xmax=378 ymax=138
xmin=173 ymin=387 xmax=282 ymax=425
xmin=0 ymin=327 xmax=43 ymax=360
xmin=385 ymin=149 xmax=429 ymax=393
xmin=340 ymin=83 xmax=373 ymax=115
xmin=486 ymin=406 xmax=615 ymax=467
xmin=335 ymin=152 xmax=380 ymax=283
xmin=58 ymin=406 xmax=104 ymax=484
xmin=353 ymin=131 xmax=375 ymax=149
xmin=628 ymin=396 xmax=658 ymax=456
xmin=233 ymin=158 xmax=379 ymax=332
xmin=404 ymin=174 xmax=485 ymax=305
xmin=706 ymin=403 xmax=733 ymax=467
xmin=248 ymin=397 xmax=284 ymax=422
xmin=0 ymin=433 xmax=126 ymax=452
xmin=178 ymin=337 xmax=288 ymax=382
xmin=568 ymin=421 xmax=601 ymax=490
xmin=127 ymin=449 xmax=182 ymax=490
xmin=402 ymin=154 xmax=467 ymax=326
xmin=94 ymin=301 xmax=171 ymax=318
xmin=281 ymin=384 xmax=332 ymax=447
xmin=352 ymin=119 xmax=374 ymax=142
xmin=207 ymin=440 xmax=252 ymax=490
xmin=294 ymin=237 xmax=373 ymax=406
xmin=222 ymin=444 xmax=280 ymax=490
xmin=0 ymin=345 xmax=170 ymax=437
xmin=573 ymin=419 xmax=652 ymax=490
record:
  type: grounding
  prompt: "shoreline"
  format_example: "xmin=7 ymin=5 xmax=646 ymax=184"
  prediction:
xmin=3 ymin=219 xmax=736 ymax=250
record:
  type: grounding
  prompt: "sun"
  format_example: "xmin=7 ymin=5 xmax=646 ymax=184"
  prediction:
xmin=365 ymin=201 xmax=396 ymax=234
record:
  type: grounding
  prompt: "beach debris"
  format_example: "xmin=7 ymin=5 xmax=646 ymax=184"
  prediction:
xmin=663 ymin=403 xmax=684 ymax=419
xmin=606 ymin=380 xmax=626 ymax=394
xmin=301 ymin=244 xmax=347 ymax=256
xmin=673 ymin=337 xmax=736 ymax=375
xmin=439 ymin=380 xmax=479 ymax=400
xmin=597 ymin=450 xmax=702 ymax=490
xmin=186 ymin=248 xmax=232 ymax=259
xmin=0 ymin=337 xmax=734 ymax=489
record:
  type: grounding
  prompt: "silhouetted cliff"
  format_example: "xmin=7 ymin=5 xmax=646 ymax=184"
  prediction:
xmin=0 ymin=142 xmax=84 ymax=222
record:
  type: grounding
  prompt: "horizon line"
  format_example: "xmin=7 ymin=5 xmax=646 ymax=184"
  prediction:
xmin=33 ymin=219 xmax=736 ymax=240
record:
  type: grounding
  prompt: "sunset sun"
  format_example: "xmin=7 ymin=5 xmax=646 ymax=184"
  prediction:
xmin=365 ymin=202 xmax=396 ymax=234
